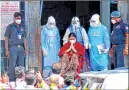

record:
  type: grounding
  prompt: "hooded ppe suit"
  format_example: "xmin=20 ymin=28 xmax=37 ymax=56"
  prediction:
xmin=88 ymin=14 xmax=110 ymax=71
xmin=41 ymin=16 xmax=61 ymax=78
xmin=63 ymin=17 xmax=89 ymax=72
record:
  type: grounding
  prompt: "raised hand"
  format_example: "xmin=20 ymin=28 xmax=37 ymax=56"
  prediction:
xmin=71 ymin=43 xmax=77 ymax=53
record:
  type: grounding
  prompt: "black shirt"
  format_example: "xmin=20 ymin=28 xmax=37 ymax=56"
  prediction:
xmin=4 ymin=23 xmax=26 ymax=47
xmin=111 ymin=20 xmax=129 ymax=45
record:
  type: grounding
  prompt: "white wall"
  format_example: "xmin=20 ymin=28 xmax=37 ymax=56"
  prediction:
xmin=118 ymin=1 xmax=128 ymax=21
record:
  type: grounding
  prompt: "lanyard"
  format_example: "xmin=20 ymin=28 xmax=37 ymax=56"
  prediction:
xmin=14 ymin=25 xmax=21 ymax=35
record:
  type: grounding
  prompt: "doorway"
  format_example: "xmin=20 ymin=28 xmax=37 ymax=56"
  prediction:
xmin=41 ymin=1 xmax=100 ymax=46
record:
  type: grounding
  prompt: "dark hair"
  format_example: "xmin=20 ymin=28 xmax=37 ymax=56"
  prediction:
xmin=68 ymin=32 xmax=76 ymax=38
xmin=52 ymin=68 xmax=61 ymax=74
xmin=52 ymin=63 xmax=61 ymax=74
xmin=65 ymin=80 xmax=72 ymax=86
xmin=25 ymin=72 xmax=36 ymax=85
xmin=14 ymin=12 xmax=22 ymax=18
xmin=64 ymin=76 xmax=74 ymax=86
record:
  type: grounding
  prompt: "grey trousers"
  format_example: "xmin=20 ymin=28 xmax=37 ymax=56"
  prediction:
xmin=8 ymin=46 xmax=25 ymax=81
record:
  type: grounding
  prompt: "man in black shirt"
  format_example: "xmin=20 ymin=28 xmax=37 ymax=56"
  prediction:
xmin=4 ymin=12 xmax=27 ymax=81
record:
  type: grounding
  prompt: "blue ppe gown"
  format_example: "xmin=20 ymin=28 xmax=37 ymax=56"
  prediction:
xmin=88 ymin=24 xmax=110 ymax=71
xmin=41 ymin=25 xmax=60 ymax=78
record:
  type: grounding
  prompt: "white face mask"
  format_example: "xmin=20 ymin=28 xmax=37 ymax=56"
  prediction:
xmin=69 ymin=39 xmax=76 ymax=44
xmin=90 ymin=22 xmax=95 ymax=27
xmin=72 ymin=23 xmax=80 ymax=29
xmin=111 ymin=19 xmax=116 ymax=24
xmin=90 ymin=14 xmax=101 ymax=27
xmin=90 ymin=21 xmax=100 ymax=27
xmin=48 ymin=25 xmax=55 ymax=29
xmin=15 ymin=19 xmax=21 ymax=24
xmin=72 ymin=17 xmax=80 ymax=29
xmin=47 ymin=16 xmax=56 ymax=29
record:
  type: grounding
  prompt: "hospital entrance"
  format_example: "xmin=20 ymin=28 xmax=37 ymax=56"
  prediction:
xmin=40 ymin=1 xmax=117 ymax=70
xmin=1 ymin=1 xmax=117 ymax=72
xmin=41 ymin=1 xmax=100 ymax=45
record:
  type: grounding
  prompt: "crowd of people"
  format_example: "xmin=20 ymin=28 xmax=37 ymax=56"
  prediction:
xmin=1 ymin=10 xmax=128 ymax=89
xmin=0 ymin=65 xmax=82 ymax=90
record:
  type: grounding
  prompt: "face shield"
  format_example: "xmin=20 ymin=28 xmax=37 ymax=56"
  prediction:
xmin=90 ymin=14 xmax=101 ymax=27
xmin=71 ymin=17 xmax=80 ymax=29
xmin=46 ymin=16 xmax=56 ymax=29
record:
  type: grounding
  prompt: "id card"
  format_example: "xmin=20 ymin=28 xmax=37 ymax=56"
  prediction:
xmin=18 ymin=35 xmax=21 ymax=39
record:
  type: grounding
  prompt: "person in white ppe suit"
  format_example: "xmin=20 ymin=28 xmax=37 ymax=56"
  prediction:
xmin=88 ymin=14 xmax=110 ymax=71
xmin=41 ymin=16 xmax=61 ymax=78
xmin=63 ymin=16 xmax=89 ymax=72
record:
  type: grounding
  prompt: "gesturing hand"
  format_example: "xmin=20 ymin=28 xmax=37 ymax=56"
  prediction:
xmin=71 ymin=43 xmax=77 ymax=53
xmin=123 ymin=48 xmax=128 ymax=55
xmin=6 ymin=50 xmax=10 ymax=58
xmin=71 ymin=43 xmax=74 ymax=49
xmin=66 ymin=44 xmax=72 ymax=53
xmin=36 ymin=71 xmax=43 ymax=83
xmin=24 ymin=49 xmax=28 ymax=56
xmin=109 ymin=48 xmax=114 ymax=57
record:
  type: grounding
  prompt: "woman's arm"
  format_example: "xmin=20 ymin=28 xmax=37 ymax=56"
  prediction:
xmin=58 ymin=43 xmax=71 ymax=57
